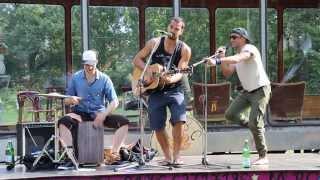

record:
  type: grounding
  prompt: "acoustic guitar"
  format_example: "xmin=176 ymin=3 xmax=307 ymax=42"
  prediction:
xmin=131 ymin=63 xmax=192 ymax=96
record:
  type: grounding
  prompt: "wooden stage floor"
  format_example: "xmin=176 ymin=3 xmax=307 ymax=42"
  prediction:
xmin=1 ymin=153 xmax=320 ymax=179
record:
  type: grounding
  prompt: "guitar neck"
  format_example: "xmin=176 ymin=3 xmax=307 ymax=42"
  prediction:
xmin=166 ymin=67 xmax=192 ymax=75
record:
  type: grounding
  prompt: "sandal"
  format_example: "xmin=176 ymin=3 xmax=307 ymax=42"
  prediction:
xmin=157 ymin=159 xmax=172 ymax=166
xmin=172 ymin=159 xmax=184 ymax=168
xmin=104 ymin=152 xmax=121 ymax=165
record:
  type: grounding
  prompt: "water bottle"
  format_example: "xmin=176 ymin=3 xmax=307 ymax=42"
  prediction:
xmin=5 ymin=141 xmax=15 ymax=166
xmin=242 ymin=139 xmax=251 ymax=168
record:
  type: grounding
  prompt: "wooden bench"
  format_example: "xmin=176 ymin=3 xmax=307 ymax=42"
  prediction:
xmin=302 ymin=95 xmax=320 ymax=119
xmin=269 ymin=82 xmax=305 ymax=121
xmin=192 ymin=82 xmax=231 ymax=122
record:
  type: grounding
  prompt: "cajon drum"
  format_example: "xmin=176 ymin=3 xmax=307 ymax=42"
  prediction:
xmin=77 ymin=121 xmax=104 ymax=164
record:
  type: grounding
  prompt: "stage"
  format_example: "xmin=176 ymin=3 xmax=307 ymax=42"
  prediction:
xmin=1 ymin=153 xmax=320 ymax=180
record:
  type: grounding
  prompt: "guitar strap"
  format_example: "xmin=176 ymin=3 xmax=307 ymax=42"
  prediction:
xmin=166 ymin=40 xmax=183 ymax=71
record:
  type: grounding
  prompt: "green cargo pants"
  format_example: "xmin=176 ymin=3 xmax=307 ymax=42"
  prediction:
xmin=225 ymin=85 xmax=271 ymax=157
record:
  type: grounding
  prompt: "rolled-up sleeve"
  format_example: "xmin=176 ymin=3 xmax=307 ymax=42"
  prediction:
xmin=104 ymin=76 xmax=117 ymax=102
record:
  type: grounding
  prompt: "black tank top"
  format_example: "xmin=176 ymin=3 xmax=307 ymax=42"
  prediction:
xmin=150 ymin=37 xmax=183 ymax=91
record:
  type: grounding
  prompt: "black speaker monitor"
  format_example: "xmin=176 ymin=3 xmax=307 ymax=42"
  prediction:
xmin=16 ymin=122 xmax=54 ymax=157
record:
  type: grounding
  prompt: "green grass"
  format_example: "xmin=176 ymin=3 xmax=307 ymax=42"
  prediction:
xmin=0 ymin=109 xmax=18 ymax=125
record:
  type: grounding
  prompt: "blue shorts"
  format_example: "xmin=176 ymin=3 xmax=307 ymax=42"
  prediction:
xmin=148 ymin=88 xmax=187 ymax=130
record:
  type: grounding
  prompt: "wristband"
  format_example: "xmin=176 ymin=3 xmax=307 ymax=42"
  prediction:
xmin=215 ymin=57 xmax=222 ymax=65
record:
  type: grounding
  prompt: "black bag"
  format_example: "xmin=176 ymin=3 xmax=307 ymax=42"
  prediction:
xmin=125 ymin=99 xmax=148 ymax=110
xmin=22 ymin=153 xmax=57 ymax=171
xmin=124 ymin=100 xmax=139 ymax=110
xmin=119 ymin=139 xmax=158 ymax=162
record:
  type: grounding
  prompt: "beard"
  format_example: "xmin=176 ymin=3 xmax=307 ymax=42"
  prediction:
xmin=168 ymin=34 xmax=177 ymax=40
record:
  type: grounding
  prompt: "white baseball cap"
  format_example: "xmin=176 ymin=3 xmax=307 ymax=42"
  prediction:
xmin=82 ymin=50 xmax=98 ymax=65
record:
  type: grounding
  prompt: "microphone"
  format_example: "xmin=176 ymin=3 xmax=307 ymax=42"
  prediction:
xmin=215 ymin=44 xmax=230 ymax=54
xmin=154 ymin=30 xmax=173 ymax=38
xmin=224 ymin=43 xmax=230 ymax=50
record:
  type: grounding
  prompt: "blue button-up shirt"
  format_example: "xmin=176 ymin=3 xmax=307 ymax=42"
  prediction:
xmin=67 ymin=69 xmax=117 ymax=114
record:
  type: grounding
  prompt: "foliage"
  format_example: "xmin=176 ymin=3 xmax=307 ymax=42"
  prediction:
xmin=0 ymin=88 xmax=18 ymax=124
xmin=0 ymin=4 xmax=66 ymax=91
xmin=72 ymin=6 xmax=138 ymax=92
xmin=283 ymin=8 xmax=320 ymax=94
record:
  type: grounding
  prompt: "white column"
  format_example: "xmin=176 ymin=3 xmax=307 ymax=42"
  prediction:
xmin=81 ymin=0 xmax=89 ymax=51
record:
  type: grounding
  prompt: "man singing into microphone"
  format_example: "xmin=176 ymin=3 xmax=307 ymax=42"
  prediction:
xmin=132 ymin=17 xmax=191 ymax=167
xmin=207 ymin=27 xmax=271 ymax=165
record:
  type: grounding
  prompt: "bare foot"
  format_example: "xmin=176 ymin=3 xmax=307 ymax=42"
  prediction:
xmin=252 ymin=157 xmax=269 ymax=165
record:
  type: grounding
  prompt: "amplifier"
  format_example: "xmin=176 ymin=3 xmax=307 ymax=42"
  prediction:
xmin=16 ymin=122 xmax=54 ymax=157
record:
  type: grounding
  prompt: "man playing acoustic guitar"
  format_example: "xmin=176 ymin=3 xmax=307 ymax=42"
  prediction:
xmin=132 ymin=17 xmax=191 ymax=167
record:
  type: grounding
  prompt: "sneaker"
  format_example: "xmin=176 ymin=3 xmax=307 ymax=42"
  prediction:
xmin=252 ymin=157 xmax=269 ymax=165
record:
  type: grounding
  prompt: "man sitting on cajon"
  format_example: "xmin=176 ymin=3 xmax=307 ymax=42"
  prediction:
xmin=58 ymin=50 xmax=129 ymax=167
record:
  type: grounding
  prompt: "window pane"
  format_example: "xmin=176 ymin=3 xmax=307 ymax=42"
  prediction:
xmin=266 ymin=9 xmax=278 ymax=82
xmin=145 ymin=7 xmax=210 ymax=82
xmin=283 ymin=8 xmax=320 ymax=119
xmin=181 ymin=8 xmax=210 ymax=83
xmin=145 ymin=7 xmax=171 ymax=40
xmin=72 ymin=6 xmax=140 ymax=127
xmin=215 ymin=8 xmax=277 ymax=124
xmin=0 ymin=4 xmax=65 ymax=125
xmin=72 ymin=6 xmax=139 ymax=91
xmin=283 ymin=8 xmax=320 ymax=94
xmin=216 ymin=8 xmax=261 ymax=88
xmin=216 ymin=8 xmax=277 ymax=82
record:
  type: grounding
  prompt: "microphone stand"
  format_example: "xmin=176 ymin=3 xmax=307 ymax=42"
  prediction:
xmin=179 ymin=54 xmax=231 ymax=170
xmin=114 ymin=36 xmax=172 ymax=172
xmin=189 ymin=53 xmax=220 ymax=69
xmin=201 ymin=62 xmax=230 ymax=169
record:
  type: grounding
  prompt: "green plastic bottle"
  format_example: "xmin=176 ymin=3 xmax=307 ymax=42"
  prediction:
xmin=242 ymin=139 xmax=251 ymax=168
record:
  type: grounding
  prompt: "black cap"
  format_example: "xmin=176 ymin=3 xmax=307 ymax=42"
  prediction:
xmin=230 ymin=27 xmax=251 ymax=43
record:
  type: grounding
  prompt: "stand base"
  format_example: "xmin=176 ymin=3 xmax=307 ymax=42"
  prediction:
xmin=201 ymin=157 xmax=231 ymax=169
xmin=32 ymin=135 xmax=79 ymax=170
xmin=173 ymin=156 xmax=231 ymax=170
xmin=114 ymin=159 xmax=173 ymax=172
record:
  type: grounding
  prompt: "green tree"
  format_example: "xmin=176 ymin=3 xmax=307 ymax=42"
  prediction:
xmin=72 ymin=6 xmax=139 ymax=92
xmin=1 ymin=4 xmax=65 ymax=90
